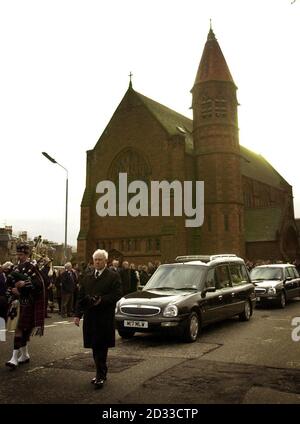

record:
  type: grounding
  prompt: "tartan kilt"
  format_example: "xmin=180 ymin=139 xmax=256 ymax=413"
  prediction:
xmin=17 ymin=303 xmax=35 ymax=331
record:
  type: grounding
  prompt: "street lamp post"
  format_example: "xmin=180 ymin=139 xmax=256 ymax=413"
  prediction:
xmin=42 ymin=152 xmax=68 ymax=262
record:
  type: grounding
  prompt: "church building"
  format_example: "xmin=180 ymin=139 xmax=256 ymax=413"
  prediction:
xmin=77 ymin=27 xmax=299 ymax=265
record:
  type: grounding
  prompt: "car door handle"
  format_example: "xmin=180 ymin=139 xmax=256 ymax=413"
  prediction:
xmin=231 ymin=293 xmax=235 ymax=297
xmin=218 ymin=295 xmax=223 ymax=300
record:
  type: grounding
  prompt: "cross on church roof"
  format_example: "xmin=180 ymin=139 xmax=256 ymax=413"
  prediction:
xmin=129 ymin=71 xmax=133 ymax=88
xmin=207 ymin=20 xmax=216 ymax=41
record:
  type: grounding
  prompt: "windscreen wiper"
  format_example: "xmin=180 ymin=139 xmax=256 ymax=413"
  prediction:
xmin=175 ymin=287 xmax=198 ymax=291
xmin=151 ymin=287 xmax=176 ymax=290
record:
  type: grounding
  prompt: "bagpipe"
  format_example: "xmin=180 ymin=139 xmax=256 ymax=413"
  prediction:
xmin=5 ymin=262 xmax=44 ymax=327
xmin=5 ymin=269 xmax=35 ymax=305
xmin=5 ymin=268 xmax=32 ymax=328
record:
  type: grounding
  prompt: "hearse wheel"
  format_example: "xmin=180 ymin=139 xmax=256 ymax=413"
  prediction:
xmin=182 ymin=312 xmax=200 ymax=343
xmin=239 ymin=300 xmax=251 ymax=321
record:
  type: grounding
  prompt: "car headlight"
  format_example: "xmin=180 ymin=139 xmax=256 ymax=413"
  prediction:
xmin=115 ymin=297 xmax=126 ymax=313
xmin=163 ymin=304 xmax=178 ymax=317
xmin=267 ymin=287 xmax=276 ymax=295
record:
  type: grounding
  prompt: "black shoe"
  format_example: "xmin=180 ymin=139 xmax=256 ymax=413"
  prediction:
xmin=91 ymin=376 xmax=106 ymax=384
xmin=94 ymin=379 xmax=105 ymax=390
xmin=5 ymin=361 xmax=18 ymax=369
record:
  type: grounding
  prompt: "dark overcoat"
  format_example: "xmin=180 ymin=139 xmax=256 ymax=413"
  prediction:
xmin=75 ymin=267 xmax=122 ymax=349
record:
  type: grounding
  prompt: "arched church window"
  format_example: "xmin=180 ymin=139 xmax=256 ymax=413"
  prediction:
xmin=224 ymin=214 xmax=229 ymax=232
xmin=155 ymin=238 xmax=161 ymax=251
xmin=108 ymin=148 xmax=151 ymax=185
xmin=146 ymin=239 xmax=153 ymax=252
xmin=108 ymin=148 xmax=152 ymax=210
xmin=207 ymin=215 xmax=212 ymax=232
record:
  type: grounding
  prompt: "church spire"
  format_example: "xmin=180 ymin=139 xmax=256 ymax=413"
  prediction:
xmin=192 ymin=25 xmax=235 ymax=88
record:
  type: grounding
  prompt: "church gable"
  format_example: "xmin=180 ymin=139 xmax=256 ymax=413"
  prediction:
xmin=93 ymin=87 xmax=171 ymax=152
xmin=81 ymin=86 xmax=190 ymax=215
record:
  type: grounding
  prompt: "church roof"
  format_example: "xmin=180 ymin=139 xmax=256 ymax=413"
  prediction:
xmin=245 ymin=207 xmax=282 ymax=242
xmin=134 ymin=91 xmax=193 ymax=136
xmin=240 ymin=145 xmax=290 ymax=188
xmin=193 ymin=28 xmax=235 ymax=87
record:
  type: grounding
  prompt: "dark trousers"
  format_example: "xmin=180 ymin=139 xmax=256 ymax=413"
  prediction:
xmin=92 ymin=346 xmax=108 ymax=380
xmin=61 ymin=292 xmax=73 ymax=317
xmin=44 ymin=289 xmax=49 ymax=316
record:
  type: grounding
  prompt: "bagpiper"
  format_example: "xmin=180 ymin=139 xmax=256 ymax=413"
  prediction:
xmin=5 ymin=242 xmax=45 ymax=369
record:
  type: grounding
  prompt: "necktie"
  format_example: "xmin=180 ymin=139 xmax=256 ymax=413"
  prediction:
xmin=96 ymin=271 xmax=100 ymax=278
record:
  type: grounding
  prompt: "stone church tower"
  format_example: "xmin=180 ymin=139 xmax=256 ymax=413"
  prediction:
xmin=191 ymin=27 xmax=245 ymax=256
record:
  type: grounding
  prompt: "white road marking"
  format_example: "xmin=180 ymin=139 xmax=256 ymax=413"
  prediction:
xmin=7 ymin=320 xmax=75 ymax=334
xmin=26 ymin=366 xmax=44 ymax=373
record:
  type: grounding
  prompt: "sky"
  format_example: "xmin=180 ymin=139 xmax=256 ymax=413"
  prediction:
xmin=0 ymin=0 xmax=299 ymax=247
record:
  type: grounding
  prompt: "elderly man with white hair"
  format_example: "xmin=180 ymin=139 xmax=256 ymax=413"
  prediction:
xmin=74 ymin=249 xmax=121 ymax=389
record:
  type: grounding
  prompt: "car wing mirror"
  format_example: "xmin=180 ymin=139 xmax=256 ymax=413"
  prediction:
xmin=201 ymin=286 xmax=216 ymax=298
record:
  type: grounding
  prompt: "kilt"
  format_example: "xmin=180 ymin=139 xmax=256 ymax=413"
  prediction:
xmin=17 ymin=303 xmax=35 ymax=331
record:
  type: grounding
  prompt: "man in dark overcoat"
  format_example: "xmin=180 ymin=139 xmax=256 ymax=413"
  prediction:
xmin=74 ymin=249 xmax=121 ymax=389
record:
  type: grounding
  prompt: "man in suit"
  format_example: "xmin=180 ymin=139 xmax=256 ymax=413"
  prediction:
xmin=74 ymin=249 xmax=121 ymax=389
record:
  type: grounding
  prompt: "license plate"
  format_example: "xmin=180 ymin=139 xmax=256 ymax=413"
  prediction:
xmin=256 ymin=297 xmax=260 ymax=301
xmin=124 ymin=320 xmax=148 ymax=328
